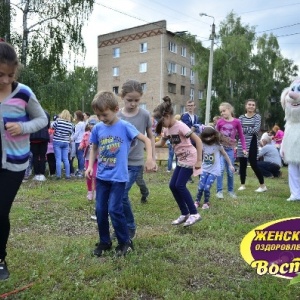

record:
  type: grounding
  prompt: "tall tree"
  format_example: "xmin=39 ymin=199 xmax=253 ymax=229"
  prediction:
xmin=10 ymin=0 xmax=95 ymax=71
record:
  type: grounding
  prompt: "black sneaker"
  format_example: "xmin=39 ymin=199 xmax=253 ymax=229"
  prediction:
xmin=128 ymin=228 xmax=136 ymax=240
xmin=115 ymin=240 xmax=134 ymax=257
xmin=93 ymin=242 xmax=112 ymax=257
xmin=0 ymin=260 xmax=9 ymax=280
xmin=141 ymin=195 xmax=148 ymax=203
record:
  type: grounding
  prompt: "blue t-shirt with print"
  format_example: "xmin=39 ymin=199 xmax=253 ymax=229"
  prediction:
xmin=90 ymin=119 xmax=139 ymax=182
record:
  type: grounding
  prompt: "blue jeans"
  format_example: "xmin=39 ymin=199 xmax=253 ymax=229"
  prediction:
xmin=122 ymin=165 xmax=142 ymax=230
xmin=196 ymin=171 xmax=217 ymax=203
xmin=217 ymin=148 xmax=234 ymax=193
xmin=167 ymin=143 xmax=174 ymax=171
xmin=75 ymin=142 xmax=84 ymax=171
xmin=95 ymin=179 xmax=129 ymax=245
xmin=53 ymin=141 xmax=70 ymax=178
xmin=169 ymin=166 xmax=197 ymax=215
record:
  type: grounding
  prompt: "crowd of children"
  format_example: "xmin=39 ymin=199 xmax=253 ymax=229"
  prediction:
xmin=0 ymin=40 xmax=290 ymax=282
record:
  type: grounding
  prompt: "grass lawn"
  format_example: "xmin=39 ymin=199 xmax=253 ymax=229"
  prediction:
xmin=0 ymin=165 xmax=300 ymax=299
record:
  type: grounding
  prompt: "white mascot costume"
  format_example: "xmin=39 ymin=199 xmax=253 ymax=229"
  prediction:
xmin=281 ymin=77 xmax=300 ymax=201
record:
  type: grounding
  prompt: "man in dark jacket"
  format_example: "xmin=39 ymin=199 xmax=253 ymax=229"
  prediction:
xmin=30 ymin=110 xmax=50 ymax=181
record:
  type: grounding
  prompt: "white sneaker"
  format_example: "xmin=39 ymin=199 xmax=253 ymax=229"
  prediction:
xmin=286 ymin=197 xmax=300 ymax=201
xmin=238 ymin=186 xmax=246 ymax=191
xmin=39 ymin=175 xmax=46 ymax=181
xmin=33 ymin=175 xmax=40 ymax=181
xmin=87 ymin=191 xmax=93 ymax=201
xmin=216 ymin=191 xmax=224 ymax=199
xmin=202 ymin=203 xmax=210 ymax=210
xmin=228 ymin=192 xmax=237 ymax=199
xmin=171 ymin=214 xmax=190 ymax=225
xmin=255 ymin=186 xmax=267 ymax=192
xmin=90 ymin=215 xmax=97 ymax=221
xmin=183 ymin=213 xmax=201 ymax=227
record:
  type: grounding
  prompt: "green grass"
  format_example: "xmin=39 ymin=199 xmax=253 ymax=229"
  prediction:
xmin=1 ymin=166 xmax=300 ymax=299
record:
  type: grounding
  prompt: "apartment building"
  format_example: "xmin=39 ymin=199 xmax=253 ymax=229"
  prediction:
xmin=97 ymin=20 xmax=203 ymax=114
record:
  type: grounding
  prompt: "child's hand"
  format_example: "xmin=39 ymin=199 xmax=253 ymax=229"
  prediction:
xmin=229 ymin=165 xmax=235 ymax=173
xmin=144 ymin=158 xmax=157 ymax=172
xmin=5 ymin=122 xmax=22 ymax=136
xmin=243 ymin=150 xmax=248 ymax=157
xmin=194 ymin=160 xmax=202 ymax=169
xmin=85 ymin=168 xmax=93 ymax=179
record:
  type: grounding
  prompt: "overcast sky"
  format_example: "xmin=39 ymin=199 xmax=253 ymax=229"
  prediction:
xmin=80 ymin=0 xmax=300 ymax=69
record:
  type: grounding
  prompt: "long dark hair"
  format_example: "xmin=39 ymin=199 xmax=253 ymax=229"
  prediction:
xmin=200 ymin=126 xmax=221 ymax=145
xmin=153 ymin=96 xmax=174 ymax=134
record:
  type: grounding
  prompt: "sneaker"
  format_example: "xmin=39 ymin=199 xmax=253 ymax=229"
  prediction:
xmin=39 ymin=174 xmax=46 ymax=181
xmin=87 ymin=191 xmax=93 ymax=201
xmin=33 ymin=175 xmax=40 ymax=181
xmin=238 ymin=186 xmax=246 ymax=191
xmin=194 ymin=201 xmax=200 ymax=208
xmin=22 ymin=177 xmax=29 ymax=183
xmin=93 ymin=242 xmax=112 ymax=257
xmin=90 ymin=215 xmax=97 ymax=221
xmin=141 ymin=194 xmax=149 ymax=203
xmin=183 ymin=213 xmax=201 ymax=227
xmin=166 ymin=170 xmax=171 ymax=173
xmin=76 ymin=171 xmax=84 ymax=178
xmin=115 ymin=240 xmax=134 ymax=257
xmin=255 ymin=186 xmax=267 ymax=193
xmin=202 ymin=203 xmax=210 ymax=210
xmin=171 ymin=214 xmax=190 ymax=225
xmin=0 ymin=260 xmax=9 ymax=280
xmin=286 ymin=197 xmax=300 ymax=201
xmin=216 ymin=191 xmax=224 ymax=199
xmin=228 ymin=192 xmax=237 ymax=199
xmin=128 ymin=228 xmax=136 ymax=240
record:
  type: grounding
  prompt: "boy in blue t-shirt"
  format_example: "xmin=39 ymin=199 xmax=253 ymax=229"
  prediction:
xmin=86 ymin=91 xmax=155 ymax=257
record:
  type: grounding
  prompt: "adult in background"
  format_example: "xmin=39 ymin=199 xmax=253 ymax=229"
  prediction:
xmin=237 ymin=99 xmax=267 ymax=192
xmin=72 ymin=110 xmax=86 ymax=178
xmin=30 ymin=110 xmax=50 ymax=181
xmin=52 ymin=110 xmax=74 ymax=180
xmin=257 ymin=134 xmax=282 ymax=178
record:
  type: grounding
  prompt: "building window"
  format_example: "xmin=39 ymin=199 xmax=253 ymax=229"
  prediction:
xmin=168 ymin=83 xmax=176 ymax=94
xmin=139 ymin=62 xmax=147 ymax=73
xmin=113 ymin=86 xmax=119 ymax=94
xmin=190 ymin=69 xmax=195 ymax=84
xmin=180 ymin=105 xmax=185 ymax=115
xmin=190 ymin=53 xmax=195 ymax=65
xmin=168 ymin=62 xmax=176 ymax=74
xmin=198 ymin=90 xmax=204 ymax=100
xmin=181 ymin=66 xmax=186 ymax=76
xmin=113 ymin=48 xmax=120 ymax=58
xmin=181 ymin=47 xmax=186 ymax=57
xmin=190 ymin=88 xmax=194 ymax=100
xmin=141 ymin=83 xmax=147 ymax=92
xmin=112 ymin=67 xmax=119 ymax=76
xmin=169 ymin=42 xmax=177 ymax=53
xmin=140 ymin=42 xmax=147 ymax=53
xmin=180 ymin=86 xmax=185 ymax=95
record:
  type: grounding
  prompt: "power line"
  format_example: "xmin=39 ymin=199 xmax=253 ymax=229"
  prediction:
xmin=257 ymin=22 xmax=300 ymax=34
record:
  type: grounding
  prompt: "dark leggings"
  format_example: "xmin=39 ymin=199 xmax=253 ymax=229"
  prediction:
xmin=0 ymin=168 xmax=25 ymax=260
xmin=239 ymin=135 xmax=264 ymax=185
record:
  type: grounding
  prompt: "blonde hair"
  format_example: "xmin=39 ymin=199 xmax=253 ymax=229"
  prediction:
xmin=174 ymin=114 xmax=181 ymax=121
xmin=59 ymin=109 xmax=72 ymax=122
xmin=91 ymin=91 xmax=119 ymax=112
xmin=219 ymin=102 xmax=234 ymax=116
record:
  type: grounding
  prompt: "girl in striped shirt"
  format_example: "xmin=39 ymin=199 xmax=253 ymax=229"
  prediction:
xmin=52 ymin=109 xmax=74 ymax=179
xmin=237 ymin=99 xmax=267 ymax=192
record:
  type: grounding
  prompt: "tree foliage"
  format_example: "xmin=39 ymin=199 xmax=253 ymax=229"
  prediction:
xmin=185 ymin=12 xmax=298 ymax=128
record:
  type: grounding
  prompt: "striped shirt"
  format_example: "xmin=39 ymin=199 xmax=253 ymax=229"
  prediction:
xmin=52 ymin=119 xmax=74 ymax=143
xmin=237 ymin=113 xmax=261 ymax=157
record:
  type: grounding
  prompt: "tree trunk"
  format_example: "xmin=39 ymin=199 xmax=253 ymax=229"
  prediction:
xmin=21 ymin=0 xmax=29 ymax=65
xmin=0 ymin=0 xmax=11 ymax=42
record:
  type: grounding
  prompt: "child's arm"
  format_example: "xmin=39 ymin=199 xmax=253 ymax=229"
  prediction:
xmin=236 ymin=120 xmax=247 ymax=156
xmin=85 ymin=143 xmax=98 ymax=179
xmin=155 ymin=136 xmax=167 ymax=148
xmin=137 ymin=133 xmax=156 ymax=171
xmin=220 ymin=146 xmax=235 ymax=173
xmin=146 ymin=127 xmax=157 ymax=162
xmin=190 ymin=132 xmax=203 ymax=169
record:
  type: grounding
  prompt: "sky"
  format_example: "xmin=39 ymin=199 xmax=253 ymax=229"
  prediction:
xmin=80 ymin=0 xmax=300 ymax=69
